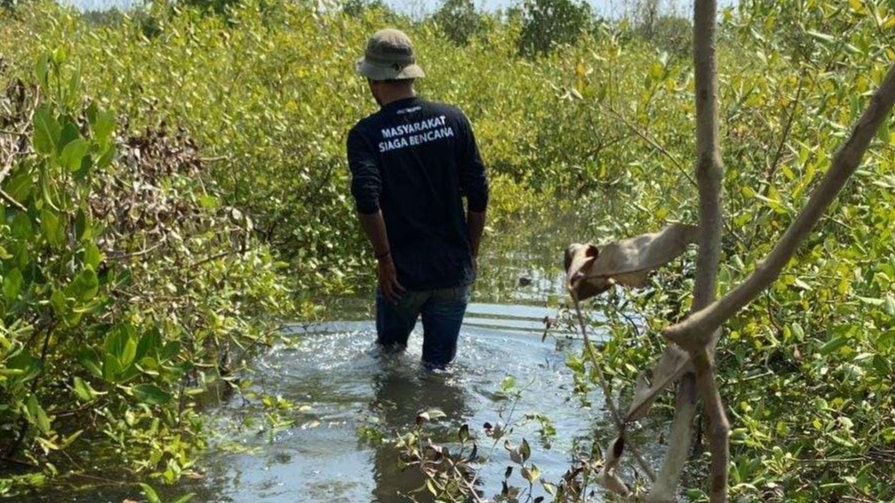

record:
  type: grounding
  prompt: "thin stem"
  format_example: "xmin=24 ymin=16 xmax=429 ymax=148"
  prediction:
xmin=573 ymin=295 xmax=656 ymax=482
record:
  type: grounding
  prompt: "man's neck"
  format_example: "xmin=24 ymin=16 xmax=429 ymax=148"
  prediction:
xmin=379 ymin=90 xmax=416 ymax=107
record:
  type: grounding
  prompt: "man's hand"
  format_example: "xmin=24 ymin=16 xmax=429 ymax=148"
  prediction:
xmin=378 ymin=255 xmax=405 ymax=304
xmin=357 ymin=210 xmax=404 ymax=302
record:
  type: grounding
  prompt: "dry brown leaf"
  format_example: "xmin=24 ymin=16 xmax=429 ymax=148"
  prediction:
xmin=565 ymin=223 xmax=698 ymax=300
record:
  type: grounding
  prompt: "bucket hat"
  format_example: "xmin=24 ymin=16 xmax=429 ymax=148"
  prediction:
xmin=356 ymin=28 xmax=425 ymax=81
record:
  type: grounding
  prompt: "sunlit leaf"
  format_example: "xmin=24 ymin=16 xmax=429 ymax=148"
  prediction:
xmin=32 ymin=105 xmax=61 ymax=155
xmin=2 ymin=268 xmax=24 ymax=301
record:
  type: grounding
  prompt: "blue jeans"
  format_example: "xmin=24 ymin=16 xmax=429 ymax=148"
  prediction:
xmin=375 ymin=285 xmax=470 ymax=369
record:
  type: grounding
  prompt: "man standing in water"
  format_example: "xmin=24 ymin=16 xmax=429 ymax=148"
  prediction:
xmin=347 ymin=28 xmax=489 ymax=369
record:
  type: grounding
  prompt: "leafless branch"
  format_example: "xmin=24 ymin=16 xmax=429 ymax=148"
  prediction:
xmin=665 ymin=60 xmax=895 ymax=351
xmin=1 ymin=188 xmax=25 ymax=210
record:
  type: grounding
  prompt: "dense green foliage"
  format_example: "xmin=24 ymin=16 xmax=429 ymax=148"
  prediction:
xmin=1 ymin=0 xmax=894 ymax=500
xmin=0 ymin=43 xmax=293 ymax=498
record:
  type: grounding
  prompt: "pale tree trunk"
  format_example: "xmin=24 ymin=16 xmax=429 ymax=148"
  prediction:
xmin=688 ymin=1 xmax=730 ymax=500
xmin=647 ymin=0 xmax=727 ymax=500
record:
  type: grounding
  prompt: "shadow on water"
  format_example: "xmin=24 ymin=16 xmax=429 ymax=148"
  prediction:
xmin=367 ymin=356 xmax=472 ymax=502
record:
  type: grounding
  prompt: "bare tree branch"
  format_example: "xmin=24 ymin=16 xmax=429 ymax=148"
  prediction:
xmin=1 ymin=188 xmax=24 ymax=210
xmin=665 ymin=61 xmax=895 ymax=351
xmin=692 ymin=347 xmax=730 ymax=501
xmin=572 ymin=296 xmax=657 ymax=482
xmin=646 ymin=373 xmax=697 ymax=503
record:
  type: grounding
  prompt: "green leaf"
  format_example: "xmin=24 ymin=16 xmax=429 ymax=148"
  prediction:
xmin=77 ymin=347 xmax=103 ymax=378
xmin=807 ymin=30 xmax=836 ymax=43
xmin=32 ymin=105 xmax=61 ymax=156
xmin=171 ymin=493 xmax=196 ymax=503
xmin=5 ymin=352 xmax=42 ymax=383
xmin=50 ymin=289 xmax=67 ymax=316
xmin=158 ymin=341 xmax=181 ymax=363
xmin=91 ymin=111 xmax=116 ymax=147
xmin=458 ymin=424 xmax=470 ymax=442
xmin=66 ymin=266 xmax=99 ymax=303
xmin=522 ymin=463 xmax=540 ymax=482
xmin=83 ymin=243 xmax=102 ymax=269
xmin=819 ymin=336 xmax=849 ymax=355
xmin=34 ymin=54 xmax=50 ymax=89
xmin=40 ymin=209 xmax=64 ymax=248
xmin=872 ymin=354 xmax=891 ymax=376
xmin=879 ymin=330 xmax=895 ymax=351
xmin=198 ymin=195 xmax=219 ymax=209
xmin=95 ymin=145 xmax=116 ymax=169
xmin=132 ymin=384 xmax=172 ymax=405
xmin=72 ymin=377 xmax=96 ymax=402
xmin=11 ymin=212 xmax=33 ymax=240
xmin=885 ymin=295 xmax=895 ymax=317
xmin=60 ymin=139 xmax=89 ymax=172
xmin=793 ymin=277 xmax=813 ymax=291
xmin=102 ymin=351 xmax=122 ymax=382
xmin=139 ymin=483 xmax=162 ymax=503
xmin=4 ymin=169 xmax=34 ymax=203
xmin=74 ymin=209 xmax=87 ymax=241
xmin=26 ymin=395 xmax=51 ymax=435
xmin=104 ymin=324 xmax=137 ymax=368
xmin=60 ymin=429 xmax=84 ymax=449
xmin=136 ymin=329 xmax=162 ymax=361
xmin=3 ymin=268 xmax=23 ymax=301
xmin=59 ymin=121 xmax=80 ymax=152
xmin=520 ymin=438 xmax=531 ymax=461
xmin=103 ymin=327 xmax=127 ymax=358
xmin=67 ymin=62 xmax=82 ymax=107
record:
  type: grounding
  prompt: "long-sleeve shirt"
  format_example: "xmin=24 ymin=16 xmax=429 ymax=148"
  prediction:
xmin=347 ymin=97 xmax=489 ymax=290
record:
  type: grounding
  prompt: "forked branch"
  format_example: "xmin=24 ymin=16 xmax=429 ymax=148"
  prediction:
xmin=665 ymin=60 xmax=895 ymax=352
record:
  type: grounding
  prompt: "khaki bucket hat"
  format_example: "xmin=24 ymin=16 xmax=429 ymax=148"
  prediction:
xmin=356 ymin=28 xmax=425 ymax=81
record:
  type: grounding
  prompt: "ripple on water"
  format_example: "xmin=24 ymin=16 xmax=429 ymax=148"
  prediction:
xmin=174 ymin=317 xmax=611 ymax=503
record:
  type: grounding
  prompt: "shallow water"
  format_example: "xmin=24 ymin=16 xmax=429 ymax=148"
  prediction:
xmin=176 ymin=311 xmax=603 ymax=502
xmin=14 ymin=209 xmax=653 ymax=502
xmin=23 ymin=307 xmax=611 ymax=503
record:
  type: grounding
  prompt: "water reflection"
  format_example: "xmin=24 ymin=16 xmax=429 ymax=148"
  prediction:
xmin=369 ymin=352 xmax=472 ymax=502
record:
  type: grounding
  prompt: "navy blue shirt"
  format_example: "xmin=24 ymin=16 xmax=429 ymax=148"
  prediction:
xmin=347 ymin=97 xmax=489 ymax=291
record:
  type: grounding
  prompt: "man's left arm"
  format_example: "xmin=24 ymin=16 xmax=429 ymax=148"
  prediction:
xmin=467 ymin=209 xmax=486 ymax=271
